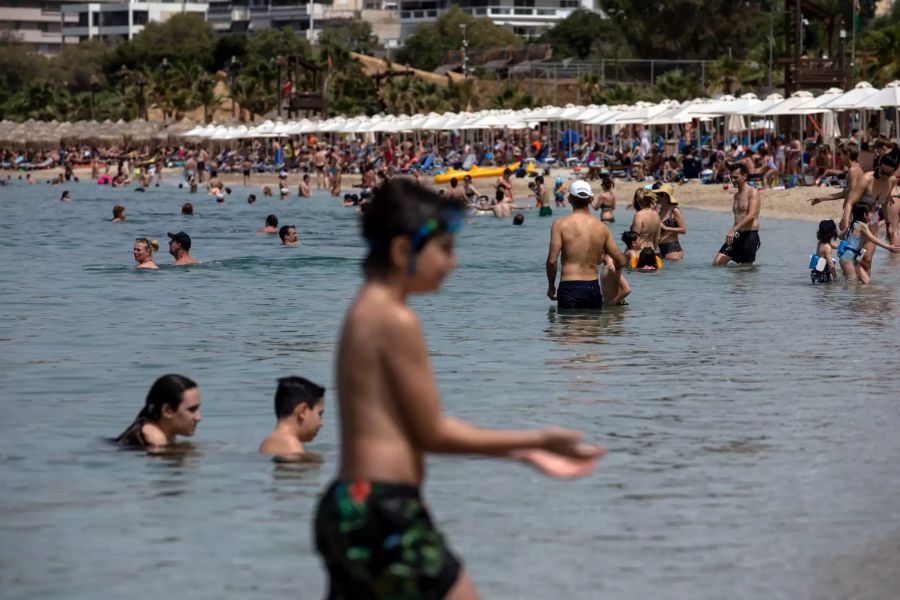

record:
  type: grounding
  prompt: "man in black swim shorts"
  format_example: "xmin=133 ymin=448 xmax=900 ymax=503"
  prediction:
xmin=546 ymin=180 xmax=628 ymax=308
xmin=714 ymin=162 xmax=762 ymax=265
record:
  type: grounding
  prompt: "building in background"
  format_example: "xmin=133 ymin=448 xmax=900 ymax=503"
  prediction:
xmin=396 ymin=0 xmax=595 ymax=39
xmin=0 ymin=0 xmax=80 ymax=54
xmin=205 ymin=0 xmax=400 ymax=48
xmin=60 ymin=1 xmax=208 ymax=44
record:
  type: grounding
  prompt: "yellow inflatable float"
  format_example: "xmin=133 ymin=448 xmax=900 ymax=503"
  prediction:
xmin=434 ymin=161 xmax=534 ymax=184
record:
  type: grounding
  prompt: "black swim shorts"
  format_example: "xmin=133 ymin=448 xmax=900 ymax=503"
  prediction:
xmin=557 ymin=279 xmax=603 ymax=309
xmin=315 ymin=480 xmax=462 ymax=600
xmin=718 ymin=230 xmax=760 ymax=264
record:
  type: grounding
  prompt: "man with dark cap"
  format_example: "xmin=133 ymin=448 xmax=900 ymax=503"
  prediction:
xmin=168 ymin=231 xmax=199 ymax=266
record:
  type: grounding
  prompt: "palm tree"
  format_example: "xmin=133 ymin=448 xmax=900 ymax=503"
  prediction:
xmin=492 ymin=85 xmax=537 ymax=110
xmin=865 ymin=21 xmax=900 ymax=83
xmin=653 ymin=69 xmax=703 ymax=101
xmin=194 ymin=73 xmax=222 ymax=123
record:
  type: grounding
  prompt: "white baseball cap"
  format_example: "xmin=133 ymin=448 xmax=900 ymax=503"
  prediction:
xmin=568 ymin=180 xmax=593 ymax=199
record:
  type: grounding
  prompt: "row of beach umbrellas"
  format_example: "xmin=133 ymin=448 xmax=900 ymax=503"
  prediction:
xmin=1 ymin=81 xmax=897 ymax=144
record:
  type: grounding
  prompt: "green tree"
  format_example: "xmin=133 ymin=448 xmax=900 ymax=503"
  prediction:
xmin=112 ymin=13 xmax=216 ymax=71
xmin=863 ymin=6 xmax=900 ymax=83
xmin=538 ymin=8 xmax=626 ymax=59
xmin=492 ymin=85 xmax=538 ymax=110
xmin=318 ymin=20 xmax=378 ymax=54
xmin=653 ymin=69 xmax=703 ymax=101
xmin=395 ymin=6 xmax=521 ymax=71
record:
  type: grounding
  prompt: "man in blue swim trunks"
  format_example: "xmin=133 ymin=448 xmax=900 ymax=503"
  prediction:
xmin=546 ymin=180 xmax=628 ymax=309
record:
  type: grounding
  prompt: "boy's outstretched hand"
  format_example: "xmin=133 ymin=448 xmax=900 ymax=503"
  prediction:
xmin=520 ymin=447 xmax=605 ymax=479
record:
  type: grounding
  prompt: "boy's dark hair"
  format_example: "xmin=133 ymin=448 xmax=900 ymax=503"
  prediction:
xmin=495 ymin=188 xmax=505 ymax=201
xmin=817 ymin=219 xmax=837 ymax=243
xmin=274 ymin=376 xmax=324 ymax=419
xmin=621 ymin=230 xmax=639 ymax=247
xmin=512 ymin=213 xmax=524 ymax=225
xmin=265 ymin=214 xmax=278 ymax=227
xmin=730 ymin=162 xmax=749 ymax=177
xmin=839 ymin=142 xmax=859 ymax=161
xmin=636 ymin=247 xmax=658 ymax=268
xmin=450 ymin=177 xmax=458 ymax=187
xmin=362 ymin=178 xmax=464 ymax=277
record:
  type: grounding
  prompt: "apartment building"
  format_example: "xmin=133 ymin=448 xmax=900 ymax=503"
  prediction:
xmin=397 ymin=0 xmax=594 ymax=39
xmin=0 ymin=0 xmax=80 ymax=53
xmin=60 ymin=0 xmax=208 ymax=43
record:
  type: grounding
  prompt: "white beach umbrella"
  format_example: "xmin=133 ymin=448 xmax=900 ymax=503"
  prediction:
xmin=692 ymin=94 xmax=737 ymax=114
xmin=614 ymin=102 xmax=669 ymax=124
xmin=789 ymin=88 xmax=842 ymax=113
xmin=757 ymin=91 xmax=816 ymax=116
xmin=823 ymin=81 xmax=879 ymax=109
xmin=734 ymin=92 xmax=783 ymax=115
xmin=851 ymin=80 xmax=900 ymax=109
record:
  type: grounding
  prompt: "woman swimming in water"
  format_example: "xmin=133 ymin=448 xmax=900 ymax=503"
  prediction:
xmin=116 ymin=374 xmax=202 ymax=448
xmin=133 ymin=238 xmax=159 ymax=270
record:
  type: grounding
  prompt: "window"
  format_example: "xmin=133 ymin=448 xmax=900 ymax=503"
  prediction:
xmin=132 ymin=10 xmax=148 ymax=25
xmin=100 ymin=11 xmax=129 ymax=26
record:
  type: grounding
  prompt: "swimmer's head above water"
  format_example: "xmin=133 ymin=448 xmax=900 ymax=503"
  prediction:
xmin=362 ymin=178 xmax=463 ymax=291
xmin=116 ymin=374 xmax=202 ymax=447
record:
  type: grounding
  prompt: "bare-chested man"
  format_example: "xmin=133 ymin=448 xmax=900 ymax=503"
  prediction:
xmin=876 ymin=149 xmax=900 ymax=246
xmin=167 ymin=231 xmax=200 ymax=266
xmin=809 ymin=143 xmax=866 ymax=231
xmin=713 ymin=162 xmax=761 ymax=266
xmin=547 ymin=180 xmax=628 ymax=309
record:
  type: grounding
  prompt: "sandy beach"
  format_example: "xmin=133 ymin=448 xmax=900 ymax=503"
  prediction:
xmin=3 ymin=165 xmax=847 ymax=224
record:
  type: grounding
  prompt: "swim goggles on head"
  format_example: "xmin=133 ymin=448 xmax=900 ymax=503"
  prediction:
xmin=407 ymin=209 xmax=464 ymax=274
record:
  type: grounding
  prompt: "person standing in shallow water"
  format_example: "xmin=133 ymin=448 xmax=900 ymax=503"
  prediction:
xmin=546 ymin=180 xmax=629 ymax=308
xmin=116 ymin=374 xmax=202 ymax=448
xmin=714 ymin=162 xmax=761 ymax=266
xmin=133 ymin=238 xmax=159 ymax=270
xmin=314 ymin=179 xmax=604 ymax=600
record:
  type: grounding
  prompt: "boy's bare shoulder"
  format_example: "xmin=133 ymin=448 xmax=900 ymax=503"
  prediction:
xmin=347 ymin=290 xmax=421 ymax=342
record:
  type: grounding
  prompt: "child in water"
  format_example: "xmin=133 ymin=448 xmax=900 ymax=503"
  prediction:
xmin=621 ymin=230 xmax=640 ymax=264
xmin=259 ymin=376 xmax=325 ymax=458
xmin=838 ymin=202 xmax=900 ymax=284
xmin=314 ymin=179 xmax=604 ymax=599
xmin=810 ymin=219 xmax=839 ymax=285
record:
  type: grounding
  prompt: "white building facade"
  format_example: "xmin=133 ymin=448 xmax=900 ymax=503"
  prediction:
xmin=0 ymin=0 xmax=80 ymax=53
xmin=60 ymin=0 xmax=208 ymax=43
xmin=397 ymin=0 xmax=594 ymax=39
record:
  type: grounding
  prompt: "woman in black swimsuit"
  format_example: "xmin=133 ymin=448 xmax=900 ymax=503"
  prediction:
xmin=654 ymin=183 xmax=686 ymax=260
xmin=116 ymin=374 xmax=202 ymax=448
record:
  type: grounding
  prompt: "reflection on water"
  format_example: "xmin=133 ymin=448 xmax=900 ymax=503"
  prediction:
xmin=1 ymin=183 xmax=899 ymax=600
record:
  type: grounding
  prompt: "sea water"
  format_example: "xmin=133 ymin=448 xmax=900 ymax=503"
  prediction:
xmin=1 ymin=180 xmax=898 ymax=600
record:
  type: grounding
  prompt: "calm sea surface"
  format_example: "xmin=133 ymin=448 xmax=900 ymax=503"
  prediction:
xmin=1 ymin=179 xmax=898 ymax=600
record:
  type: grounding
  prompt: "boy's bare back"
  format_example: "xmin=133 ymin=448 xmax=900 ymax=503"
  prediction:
xmin=337 ymin=283 xmax=431 ymax=485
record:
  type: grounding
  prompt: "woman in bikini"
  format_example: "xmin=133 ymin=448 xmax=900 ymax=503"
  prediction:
xmin=591 ymin=177 xmax=616 ymax=222
xmin=654 ymin=183 xmax=686 ymax=260
xmin=116 ymin=374 xmax=202 ymax=448
xmin=630 ymin=189 xmax=661 ymax=251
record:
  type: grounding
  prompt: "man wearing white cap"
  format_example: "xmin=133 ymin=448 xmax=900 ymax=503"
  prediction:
xmin=546 ymin=180 xmax=628 ymax=309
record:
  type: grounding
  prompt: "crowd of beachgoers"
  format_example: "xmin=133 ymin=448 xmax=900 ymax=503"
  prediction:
xmin=5 ymin=117 xmax=900 ymax=598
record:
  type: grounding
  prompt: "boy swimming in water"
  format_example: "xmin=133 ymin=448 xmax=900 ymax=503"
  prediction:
xmin=259 ymin=376 xmax=324 ymax=457
xmin=315 ymin=179 xmax=604 ymax=599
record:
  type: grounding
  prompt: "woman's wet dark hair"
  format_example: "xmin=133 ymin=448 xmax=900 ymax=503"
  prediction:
xmin=362 ymin=178 xmax=463 ymax=277
xmin=266 ymin=214 xmax=278 ymax=227
xmin=621 ymin=230 xmax=639 ymax=247
xmin=817 ymin=219 xmax=837 ymax=243
xmin=636 ymin=248 xmax=658 ymax=269
xmin=132 ymin=374 xmax=197 ymax=423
